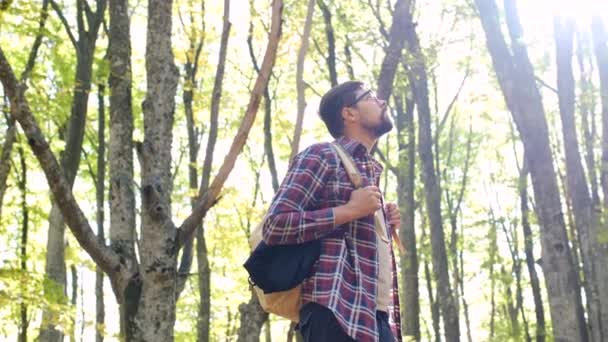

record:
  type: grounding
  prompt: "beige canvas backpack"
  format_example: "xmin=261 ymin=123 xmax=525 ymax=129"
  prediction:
xmin=247 ymin=142 xmax=404 ymax=322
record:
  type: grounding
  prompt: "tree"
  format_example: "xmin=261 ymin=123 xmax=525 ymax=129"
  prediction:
xmin=591 ymin=15 xmax=608 ymax=341
xmin=400 ymin=0 xmax=461 ymax=339
xmin=554 ymin=16 xmax=604 ymax=341
xmin=0 ymin=0 xmax=283 ymax=340
xmin=474 ymin=0 xmax=588 ymax=340
xmin=39 ymin=1 xmax=107 ymax=340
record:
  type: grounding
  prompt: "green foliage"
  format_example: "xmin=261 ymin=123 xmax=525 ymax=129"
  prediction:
xmin=2 ymin=0 xmax=608 ymax=340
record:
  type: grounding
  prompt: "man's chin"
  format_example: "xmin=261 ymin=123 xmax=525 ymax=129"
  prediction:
xmin=374 ymin=120 xmax=394 ymax=137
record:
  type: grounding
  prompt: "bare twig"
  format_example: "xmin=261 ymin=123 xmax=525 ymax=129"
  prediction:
xmin=49 ymin=0 xmax=78 ymax=48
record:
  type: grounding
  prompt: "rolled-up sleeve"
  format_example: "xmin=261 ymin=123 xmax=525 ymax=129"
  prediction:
xmin=262 ymin=145 xmax=336 ymax=245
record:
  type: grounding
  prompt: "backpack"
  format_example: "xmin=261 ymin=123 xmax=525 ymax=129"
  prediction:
xmin=244 ymin=142 xmax=404 ymax=322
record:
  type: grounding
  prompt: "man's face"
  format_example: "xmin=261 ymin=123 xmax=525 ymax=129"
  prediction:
xmin=348 ymin=88 xmax=393 ymax=137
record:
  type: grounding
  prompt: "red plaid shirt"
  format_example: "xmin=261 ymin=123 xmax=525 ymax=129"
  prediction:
xmin=262 ymin=136 xmax=402 ymax=342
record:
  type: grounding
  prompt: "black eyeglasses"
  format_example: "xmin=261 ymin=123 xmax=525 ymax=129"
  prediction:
xmin=345 ymin=90 xmax=379 ymax=107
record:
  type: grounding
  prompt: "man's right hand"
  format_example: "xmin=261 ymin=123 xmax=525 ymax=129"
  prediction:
xmin=348 ymin=186 xmax=382 ymax=216
xmin=333 ymin=186 xmax=382 ymax=226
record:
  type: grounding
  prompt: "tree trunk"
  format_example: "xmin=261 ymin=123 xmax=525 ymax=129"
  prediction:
xmin=108 ymin=0 xmax=139 ymax=338
xmin=41 ymin=2 xmax=107 ymax=340
xmin=17 ymin=140 xmax=29 ymax=342
xmin=519 ymin=157 xmax=546 ymax=342
xmin=70 ymin=264 xmax=78 ymax=342
xmin=402 ymin=0 xmax=460 ymax=340
xmin=344 ymin=36 xmax=355 ymax=80
xmin=444 ymin=119 xmax=473 ymax=342
xmin=290 ymin=0 xmax=315 ymax=161
xmin=317 ymin=0 xmax=338 ymax=86
xmin=236 ymin=294 xmax=269 ymax=342
xmin=195 ymin=1 xmax=230 ymax=339
xmin=421 ymin=220 xmax=441 ymax=342
xmin=130 ymin=0 xmax=180 ymax=339
xmin=0 ymin=118 xmax=15 ymax=221
xmin=591 ymin=15 xmax=608 ymax=341
xmin=555 ymin=16 xmax=603 ymax=341
xmin=376 ymin=0 xmax=408 ymax=100
xmin=395 ymin=90 xmax=420 ymax=340
xmin=1 ymin=0 xmax=283 ymax=339
xmin=176 ymin=0 xmax=206 ymax=288
xmin=178 ymin=0 xmax=207 ymax=337
xmin=95 ymin=81 xmax=106 ymax=342
xmin=488 ymin=216 xmax=497 ymax=340
xmin=576 ymin=31 xmax=600 ymax=221
xmin=475 ymin=1 xmax=587 ymax=340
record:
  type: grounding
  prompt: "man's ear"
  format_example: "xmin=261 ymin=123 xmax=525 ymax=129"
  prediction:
xmin=341 ymin=106 xmax=357 ymax=124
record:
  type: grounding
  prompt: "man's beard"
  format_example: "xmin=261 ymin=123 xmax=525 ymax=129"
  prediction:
xmin=372 ymin=111 xmax=393 ymax=137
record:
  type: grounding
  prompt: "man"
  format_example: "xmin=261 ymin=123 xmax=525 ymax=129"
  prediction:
xmin=262 ymin=81 xmax=402 ymax=342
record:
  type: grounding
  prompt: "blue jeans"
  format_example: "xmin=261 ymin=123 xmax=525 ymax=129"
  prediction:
xmin=298 ymin=302 xmax=395 ymax=342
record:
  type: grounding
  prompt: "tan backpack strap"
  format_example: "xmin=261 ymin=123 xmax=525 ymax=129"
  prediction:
xmin=330 ymin=142 xmax=406 ymax=253
xmin=331 ymin=142 xmax=362 ymax=188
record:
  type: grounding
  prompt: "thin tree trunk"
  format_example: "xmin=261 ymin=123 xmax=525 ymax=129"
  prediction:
xmin=444 ymin=119 xmax=473 ymax=341
xmin=555 ymin=16 xmax=602 ymax=341
xmin=458 ymin=223 xmax=473 ymax=342
xmin=176 ymin=0 xmax=207 ymax=287
xmin=395 ymin=90 xmax=420 ymax=340
xmin=177 ymin=0 xmax=207 ymax=337
xmin=497 ymin=211 xmax=526 ymax=340
xmin=591 ymin=15 xmax=608 ymax=341
xmin=70 ymin=264 xmax=78 ymax=342
xmin=420 ymin=214 xmax=440 ymax=342
xmin=247 ymin=13 xmax=278 ymax=192
xmin=344 ymin=36 xmax=355 ymax=80
xmin=194 ymin=1 xmax=230 ymax=340
xmin=317 ymin=0 xmax=338 ymax=86
xmin=376 ymin=0 xmax=408 ymax=100
xmin=41 ymin=2 xmax=107 ymax=340
xmin=577 ymin=31 xmax=601 ymax=213
xmin=519 ymin=156 xmax=546 ymax=342
xmin=402 ymin=0 xmax=460 ymax=339
xmin=95 ymin=81 xmax=106 ymax=342
xmin=17 ymin=139 xmax=29 ymax=342
xmin=0 ymin=117 xmax=15 ymax=221
xmin=475 ymin=1 xmax=588 ymax=339
xmin=290 ymin=0 xmax=315 ymax=161
xmin=374 ymin=3 xmax=417 ymax=339
xmin=488 ymin=216 xmax=497 ymax=340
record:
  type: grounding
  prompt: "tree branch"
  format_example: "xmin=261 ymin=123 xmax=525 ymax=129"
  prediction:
xmin=49 ymin=0 xmax=78 ymax=49
xmin=535 ymin=76 xmax=558 ymax=95
xmin=432 ymin=66 xmax=470 ymax=145
xmin=367 ymin=0 xmax=389 ymax=41
xmin=20 ymin=0 xmax=50 ymax=82
xmin=0 ymin=47 xmax=120 ymax=275
xmin=177 ymin=0 xmax=283 ymax=247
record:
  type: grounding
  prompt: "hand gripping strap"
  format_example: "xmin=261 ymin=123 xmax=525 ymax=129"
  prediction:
xmin=330 ymin=142 xmax=405 ymax=253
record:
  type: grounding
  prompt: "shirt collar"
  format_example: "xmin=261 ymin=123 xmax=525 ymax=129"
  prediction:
xmin=335 ymin=136 xmax=369 ymax=158
xmin=335 ymin=136 xmax=384 ymax=173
